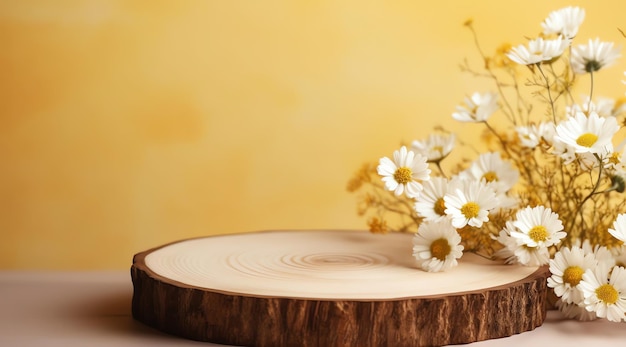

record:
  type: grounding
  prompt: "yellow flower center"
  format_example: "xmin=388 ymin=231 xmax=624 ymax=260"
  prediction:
xmin=430 ymin=238 xmax=452 ymax=261
xmin=432 ymin=145 xmax=443 ymax=154
xmin=434 ymin=198 xmax=446 ymax=216
xmin=595 ymin=284 xmax=619 ymax=305
xmin=393 ymin=167 xmax=413 ymax=184
xmin=482 ymin=171 xmax=498 ymax=182
xmin=585 ymin=60 xmax=602 ymax=73
xmin=609 ymin=152 xmax=621 ymax=165
xmin=461 ymin=202 xmax=480 ymax=219
xmin=576 ymin=133 xmax=598 ymax=148
xmin=528 ymin=225 xmax=548 ymax=243
xmin=562 ymin=266 xmax=584 ymax=286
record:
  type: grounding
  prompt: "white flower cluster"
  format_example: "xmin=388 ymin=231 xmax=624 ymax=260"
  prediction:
xmin=375 ymin=6 xmax=626 ymax=322
xmin=506 ymin=6 xmax=620 ymax=73
xmin=547 ymin=240 xmax=626 ymax=322
xmin=378 ymin=141 xmax=521 ymax=273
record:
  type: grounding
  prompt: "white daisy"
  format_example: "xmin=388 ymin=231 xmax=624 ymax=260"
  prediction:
xmin=608 ymin=213 xmax=626 ymax=243
xmin=377 ymin=146 xmax=431 ymax=199
xmin=411 ymin=133 xmax=455 ymax=163
xmin=577 ymin=146 xmax=614 ymax=172
xmin=494 ymin=224 xmax=551 ymax=266
xmin=515 ymin=245 xmax=550 ymax=267
xmin=444 ymin=179 xmax=498 ymax=228
xmin=516 ymin=121 xmax=556 ymax=149
xmin=571 ymin=38 xmax=621 ymax=74
xmin=464 ymin=152 xmax=519 ymax=193
xmin=567 ymin=97 xmax=626 ymax=118
xmin=606 ymin=152 xmax=625 ymax=174
xmin=414 ymin=177 xmax=459 ymax=222
xmin=516 ymin=124 xmax=542 ymax=149
xmin=580 ymin=240 xmax=617 ymax=269
xmin=510 ymin=205 xmax=566 ymax=248
xmin=548 ymin=246 xmax=598 ymax=304
xmin=506 ymin=36 xmax=569 ymax=65
xmin=494 ymin=192 xmax=519 ymax=211
xmin=537 ymin=121 xmax=556 ymax=142
xmin=551 ymin=137 xmax=577 ymax=164
xmin=606 ymin=140 xmax=626 ymax=175
xmin=541 ymin=6 xmax=585 ymax=39
xmin=579 ymin=265 xmax=626 ymax=322
xmin=412 ymin=219 xmax=464 ymax=272
xmin=494 ymin=224 xmax=519 ymax=264
xmin=451 ymin=92 xmax=499 ymax=123
xmin=555 ymin=299 xmax=597 ymax=321
xmin=554 ymin=111 xmax=619 ymax=154
xmin=612 ymin=246 xmax=626 ymax=268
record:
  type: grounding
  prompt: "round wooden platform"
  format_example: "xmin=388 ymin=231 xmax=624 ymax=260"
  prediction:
xmin=131 ymin=230 xmax=549 ymax=346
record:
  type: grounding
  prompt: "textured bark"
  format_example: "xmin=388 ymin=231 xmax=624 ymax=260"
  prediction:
xmin=131 ymin=233 xmax=549 ymax=347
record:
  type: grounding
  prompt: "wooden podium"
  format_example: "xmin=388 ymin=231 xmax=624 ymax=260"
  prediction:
xmin=131 ymin=230 xmax=549 ymax=346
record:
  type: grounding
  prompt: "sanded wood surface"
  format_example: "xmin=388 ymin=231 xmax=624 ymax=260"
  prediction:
xmin=131 ymin=230 xmax=549 ymax=346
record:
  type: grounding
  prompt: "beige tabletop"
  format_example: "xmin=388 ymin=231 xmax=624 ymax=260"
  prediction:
xmin=1 ymin=270 xmax=625 ymax=347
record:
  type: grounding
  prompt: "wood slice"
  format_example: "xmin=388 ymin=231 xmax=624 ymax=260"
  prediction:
xmin=131 ymin=230 xmax=549 ymax=346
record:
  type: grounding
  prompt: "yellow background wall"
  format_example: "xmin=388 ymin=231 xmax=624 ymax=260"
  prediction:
xmin=2 ymin=0 xmax=625 ymax=269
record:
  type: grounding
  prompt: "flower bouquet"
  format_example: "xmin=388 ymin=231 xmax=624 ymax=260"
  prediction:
xmin=348 ymin=6 xmax=626 ymax=322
